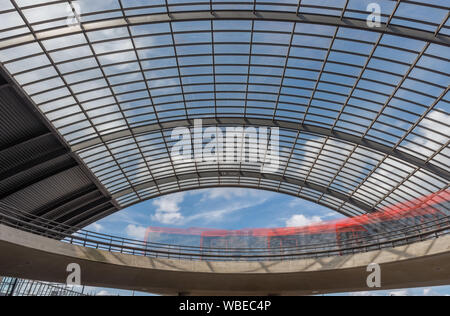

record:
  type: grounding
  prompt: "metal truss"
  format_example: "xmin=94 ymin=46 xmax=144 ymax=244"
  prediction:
xmin=1 ymin=11 xmax=449 ymax=49
xmin=0 ymin=0 xmax=448 ymax=222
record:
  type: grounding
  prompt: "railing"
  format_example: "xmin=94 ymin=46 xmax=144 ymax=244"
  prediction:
xmin=0 ymin=277 xmax=88 ymax=296
xmin=0 ymin=203 xmax=448 ymax=262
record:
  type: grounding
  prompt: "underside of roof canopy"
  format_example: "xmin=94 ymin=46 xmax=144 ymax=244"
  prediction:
xmin=0 ymin=67 xmax=118 ymax=228
xmin=0 ymin=0 xmax=449 ymax=226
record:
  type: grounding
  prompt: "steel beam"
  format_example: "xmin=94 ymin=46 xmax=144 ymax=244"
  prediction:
xmin=43 ymin=190 xmax=105 ymax=221
xmin=0 ymin=8 xmax=447 ymax=228
xmin=1 ymin=11 xmax=449 ymax=50
xmin=72 ymin=117 xmax=450 ymax=182
xmin=0 ymin=157 xmax=77 ymax=200
xmin=31 ymin=184 xmax=99 ymax=218
xmin=7 ymin=278 xmax=18 ymax=297
xmin=111 ymin=170 xmax=375 ymax=214
xmin=27 ymin=187 xmax=107 ymax=230
xmin=59 ymin=198 xmax=113 ymax=226
xmin=71 ymin=206 xmax=118 ymax=229
xmin=0 ymin=148 xmax=67 ymax=182
xmin=0 ymin=132 xmax=52 ymax=157
xmin=0 ymin=63 xmax=119 ymax=211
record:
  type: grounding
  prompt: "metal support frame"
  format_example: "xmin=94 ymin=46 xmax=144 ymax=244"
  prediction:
xmin=72 ymin=205 xmax=120 ymax=228
xmin=73 ymin=118 xmax=450 ymax=182
xmin=0 ymin=132 xmax=52 ymax=157
xmin=0 ymin=64 xmax=121 ymax=211
xmin=112 ymin=170 xmax=376 ymax=215
xmin=0 ymin=148 xmax=68 ymax=181
xmin=0 ymin=156 xmax=77 ymax=200
xmin=1 ymin=11 xmax=449 ymax=50
xmin=61 ymin=198 xmax=114 ymax=226
xmin=31 ymin=184 xmax=106 ymax=218
xmin=8 ymin=278 xmax=18 ymax=297
xmin=0 ymin=3 xmax=448 ymax=228
xmin=53 ymin=193 xmax=107 ymax=223
xmin=30 ymin=186 xmax=103 ymax=221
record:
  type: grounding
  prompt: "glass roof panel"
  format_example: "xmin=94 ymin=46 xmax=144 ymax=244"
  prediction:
xmin=0 ymin=0 xmax=448 ymax=218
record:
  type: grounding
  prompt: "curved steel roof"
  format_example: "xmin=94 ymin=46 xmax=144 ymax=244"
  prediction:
xmin=0 ymin=67 xmax=118 ymax=228
xmin=0 ymin=0 xmax=449 ymax=223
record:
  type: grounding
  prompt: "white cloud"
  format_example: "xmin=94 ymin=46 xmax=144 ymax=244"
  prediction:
xmin=286 ymin=214 xmax=323 ymax=227
xmin=350 ymin=291 xmax=373 ymax=296
xmin=96 ymin=290 xmax=113 ymax=296
xmin=152 ymin=212 xmax=184 ymax=225
xmin=100 ymin=209 xmax=146 ymax=226
xmin=387 ymin=288 xmax=445 ymax=296
xmin=184 ymin=204 xmax=247 ymax=223
xmin=149 ymin=189 xmax=273 ymax=226
xmin=151 ymin=192 xmax=186 ymax=225
xmin=421 ymin=288 xmax=442 ymax=296
xmin=153 ymin=188 xmax=273 ymax=225
xmin=197 ymin=187 xmax=271 ymax=202
xmin=188 ymin=189 xmax=273 ymax=223
xmin=199 ymin=188 xmax=247 ymax=201
xmin=125 ymin=224 xmax=147 ymax=240
xmin=153 ymin=192 xmax=186 ymax=213
xmin=347 ymin=287 xmax=447 ymax=296
xmin=389 ymin=290 xmax=409 ymax=296
xmin=86 ymin=223 xmax=103 ymax=232
xmin=288 ymin=198 xmax=343 ymax=220
xmin=402 ymin=110 xmax=450 ymax=172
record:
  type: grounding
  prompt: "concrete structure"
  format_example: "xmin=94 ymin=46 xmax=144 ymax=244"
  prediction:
xmin=0 ymin=0 xmax=448 ymax=295
xmin=1 ymin=224 xmax=449 ymax=296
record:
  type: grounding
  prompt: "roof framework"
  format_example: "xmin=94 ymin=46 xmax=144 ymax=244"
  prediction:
xmin=0 ymin=67 xmax=118 ymax=228
xmin=0 ymin=0 xmax=449 ymax=222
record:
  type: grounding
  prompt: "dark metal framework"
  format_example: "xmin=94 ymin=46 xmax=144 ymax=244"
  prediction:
xmin=0 ymin=277 xmax=87 ymax=296
xmin=0 ymin=1 xmax=448 ymax=222
xmin=0 ymin=67 xmax=117 ymax=228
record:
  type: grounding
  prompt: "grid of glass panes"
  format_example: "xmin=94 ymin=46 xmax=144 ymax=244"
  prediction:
xmin=76 ymin=125 xmax=448 ymax=218
xmin=0 ymin=0 xmax=448 ymax=217
xmin=1 ymin=1 xmax=449 ymax=37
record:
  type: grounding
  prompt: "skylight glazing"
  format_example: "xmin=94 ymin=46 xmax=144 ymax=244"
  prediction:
xmin=0 ymin=0 xmax=448 ymax=219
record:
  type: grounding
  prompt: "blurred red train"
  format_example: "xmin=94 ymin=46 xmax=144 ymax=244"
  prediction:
xmin=145 ymin=189 xmax=449 ymax=250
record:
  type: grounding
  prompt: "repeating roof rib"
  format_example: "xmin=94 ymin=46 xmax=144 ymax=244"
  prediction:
xmin=0 ymin=0 xmax=448 ymax=224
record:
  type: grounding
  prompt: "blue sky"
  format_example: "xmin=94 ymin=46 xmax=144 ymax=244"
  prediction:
xmin=0 ymin=0 xmax=448 ymax=296
xmin=82 ymin=188 xmax=450 ymax=296
xmin=87 ymin=188 xmax=344 ymax=240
